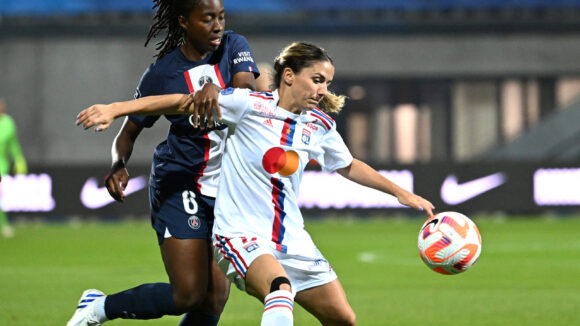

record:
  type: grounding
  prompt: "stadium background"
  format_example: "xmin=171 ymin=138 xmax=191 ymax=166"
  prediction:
xmin=1 ymin=1 xmax=580 ymax=325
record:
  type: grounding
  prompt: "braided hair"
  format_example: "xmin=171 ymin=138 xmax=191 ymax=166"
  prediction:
xmin=145 ymin=0 xmax=201 ymax=59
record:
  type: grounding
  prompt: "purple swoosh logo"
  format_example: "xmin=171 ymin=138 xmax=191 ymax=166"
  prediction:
xmin=441 ymin=172 xmax=506 ymax=205
xmin=80 ymin=176 xmax=147 ymax=209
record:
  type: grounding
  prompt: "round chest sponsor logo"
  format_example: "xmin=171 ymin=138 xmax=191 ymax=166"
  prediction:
xmin=198 ymin=75 xmax=214 ymax=87
xmin=188 ymin=215 xmax=201 ymax=230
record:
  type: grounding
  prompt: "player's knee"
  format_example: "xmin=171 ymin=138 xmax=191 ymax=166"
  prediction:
xmin=323 ymin=311 xmax=356 ymax=326
xmin=202 ymin=284 xmax=230 ymax=315
xmin=343 ymin=311 xmax=357 ymax=326
xmin=270 ymin=276 xmax=292 ymax=293
xmin=320 ymin=305 xmax=356 ymax=326
xmin=173 ymin=287 xmax=205 ymax=312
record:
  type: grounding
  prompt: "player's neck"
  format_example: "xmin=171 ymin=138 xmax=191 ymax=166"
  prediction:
xmin=179 ymin=43 xmax=211 ymax=62
xmin=278 ymin=88 xmax=302 ymax=114
xmin=277 ymin=98 xmax=301 ymax=115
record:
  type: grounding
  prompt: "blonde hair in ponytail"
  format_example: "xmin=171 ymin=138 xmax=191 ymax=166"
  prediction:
xmin=319 ymin=91 xmax=346 ymax=113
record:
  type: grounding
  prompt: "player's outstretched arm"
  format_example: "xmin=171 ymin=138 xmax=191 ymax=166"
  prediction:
xmin=336 ymin=159 xmax=434 ymax=216
xmin=76 ymin=94 xmax=192 ymax=132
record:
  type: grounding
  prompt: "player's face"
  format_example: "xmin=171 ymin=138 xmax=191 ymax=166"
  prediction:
xmin=292 ymin=60 xmax=335 ymax=111
xmin=179 ymin=0 xmax=225 ymax=56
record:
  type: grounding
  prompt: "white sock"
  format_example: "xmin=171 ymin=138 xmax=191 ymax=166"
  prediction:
xmin=94 ymin=296 xmax=109 ymax=323
xmin=261 ymin=289 xmax=294 ymax=326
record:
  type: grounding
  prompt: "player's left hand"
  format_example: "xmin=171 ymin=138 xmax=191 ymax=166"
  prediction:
xmin=189 ymin=83 xmax=222 ymax=129
xmin=76 ymin=104 xmax=115 ymax=132
xmin=398 ymin=193 xmax=435 ymax=217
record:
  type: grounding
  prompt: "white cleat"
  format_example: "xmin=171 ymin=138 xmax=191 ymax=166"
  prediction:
xmin=66 ymin=289 xmax=105 ymax=326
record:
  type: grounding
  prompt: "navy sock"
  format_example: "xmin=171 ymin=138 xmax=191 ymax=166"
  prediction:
xmin=179 ymin=310 xmax=220 ymax=326
xmin=104 ymin=283 xmax=180 ymax=320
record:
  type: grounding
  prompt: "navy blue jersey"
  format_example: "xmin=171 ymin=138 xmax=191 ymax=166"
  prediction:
xmin=130 ymin=30 xmax=259 ymax=198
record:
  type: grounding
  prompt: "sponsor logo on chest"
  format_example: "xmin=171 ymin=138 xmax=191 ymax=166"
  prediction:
xmin=253 ymin=102 xmax=276 ymax=117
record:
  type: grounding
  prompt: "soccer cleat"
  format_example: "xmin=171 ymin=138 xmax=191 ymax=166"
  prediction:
xmin=66 ymin=289 xmax=105 ymax=326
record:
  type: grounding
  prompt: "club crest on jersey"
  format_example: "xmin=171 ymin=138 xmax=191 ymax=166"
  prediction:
xmin=198 ymin=75 xmax=214 ymax=87
xmin=301 ymin=129 xmax=311 ymax=145
xmin=243 ymin=241 xmax=260 ymax=253
xmin=188 ymin=215 xmax=201 ymax=230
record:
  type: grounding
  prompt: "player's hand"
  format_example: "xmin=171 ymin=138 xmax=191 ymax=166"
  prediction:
xmin=76 ymin=104 xmax=115 ymax=132
xmin=398 ymin=192 xmax=435 ymax=217
xmin=105 ymin=161 xmax=129 ymax=202
xmin=190 ymin=83 xmax=222 ymax=129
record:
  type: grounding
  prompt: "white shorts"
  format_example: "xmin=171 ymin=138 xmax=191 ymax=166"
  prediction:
xmin=213 ymin=234 xmax=337 ymax=293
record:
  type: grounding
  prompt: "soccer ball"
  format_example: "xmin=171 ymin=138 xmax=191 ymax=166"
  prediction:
xmin=418 ymin=211 xmax=482 ymax=275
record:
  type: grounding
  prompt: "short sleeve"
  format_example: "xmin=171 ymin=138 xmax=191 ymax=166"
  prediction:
xmin=218 ymin=88 xmax=251 ymax=126
xmin=128 ymin=65 xmax=161 ymax=128
xmin=313 ymin=128 xmax=354 ymax=173
xmin=228 ymin=33 xmax=260 ymax=78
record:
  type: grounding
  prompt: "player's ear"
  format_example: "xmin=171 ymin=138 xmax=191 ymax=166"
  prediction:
xmin=282 ymin=67 xmax=294 ymax=86
xmin=178 ymin=15 xmax=189 ymax=30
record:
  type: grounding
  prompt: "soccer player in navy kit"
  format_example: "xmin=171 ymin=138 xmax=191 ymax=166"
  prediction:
xmin=67 ymin=0 xmax=260 ymax=325
xmin=77 ymin=42 xmax=435 ymax=326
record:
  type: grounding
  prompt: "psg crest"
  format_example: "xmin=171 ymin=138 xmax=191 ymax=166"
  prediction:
xmin=188 ymin=215 xmax=201 ymax=230
xmin=198 ymin=75 xmax=214 ymax=87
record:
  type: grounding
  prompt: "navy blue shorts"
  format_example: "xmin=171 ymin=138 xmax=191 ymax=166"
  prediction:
xmin=148 ymin=159 xmax=215 ymax=245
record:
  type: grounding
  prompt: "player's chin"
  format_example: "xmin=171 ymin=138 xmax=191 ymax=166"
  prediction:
xmin=208 ymin=44 xmax=220 ymax=52
xmin=306 ymin=100 xmax=319 ymax=109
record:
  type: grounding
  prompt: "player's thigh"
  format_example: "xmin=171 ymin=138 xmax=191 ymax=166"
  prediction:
xmin=213 ymin=236 xmax=288 ymax=302
xmin=200 ymin=252 xmax=231 ymax=314
xmin=245 ymin=253 xmax=290 ymax=301
xmin=295 ymin=279 xmax=356 ymax=326
xmin=160 ymin=237 xmax=212 ymax=294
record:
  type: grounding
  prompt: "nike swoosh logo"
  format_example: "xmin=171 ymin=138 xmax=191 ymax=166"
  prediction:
xmin=421 ymin=218 xmax=439 ymax=231
xmin=80 ymin=176 xmax=148 ymax=209
xmin=441 ymin=172 xmax=506 ymax=205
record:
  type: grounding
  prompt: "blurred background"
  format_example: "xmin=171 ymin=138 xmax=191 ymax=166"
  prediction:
xmin=1 ymin=0 xmax=580 ymax=218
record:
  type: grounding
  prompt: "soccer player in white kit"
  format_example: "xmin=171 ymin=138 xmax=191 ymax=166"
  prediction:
xmin=76 ymin=41 xmax=435 ymax=326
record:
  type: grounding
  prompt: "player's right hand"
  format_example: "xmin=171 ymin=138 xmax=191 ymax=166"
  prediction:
xmin=76 ymin=104 xmax=115 ymax=132
xmin=105 ymin=161 xmax=129 ymax=202
xmin=190 ymin=83 xmax=222 ymax=129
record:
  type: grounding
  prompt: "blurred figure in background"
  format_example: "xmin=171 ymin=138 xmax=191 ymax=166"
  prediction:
xmin=0 ymin=98 xmax=28 ymax=238
xmin=67 ymin=0 xmax=260 ymax=325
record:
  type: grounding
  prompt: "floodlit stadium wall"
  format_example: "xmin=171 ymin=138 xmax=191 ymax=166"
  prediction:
xmin=2 ymin=162 xmax=578 ymax=217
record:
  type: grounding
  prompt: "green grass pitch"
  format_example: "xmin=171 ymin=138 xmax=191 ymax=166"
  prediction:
xmin=1 ymin=215 xmax=579 ymax=325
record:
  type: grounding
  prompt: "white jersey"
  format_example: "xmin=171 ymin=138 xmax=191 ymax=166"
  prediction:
xmin=213 ymin=88 xmax=353 ymax=256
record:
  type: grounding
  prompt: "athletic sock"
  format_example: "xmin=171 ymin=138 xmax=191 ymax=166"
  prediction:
xmin=179 ymin=310 xmax=220 ymax=326
xmin=261 ymin=289 xmax=294 ymax=326
xmin=104 ymin=283 xmax=180 ymax=320
xmin=93 ymin=295 xmax=108 ymax=323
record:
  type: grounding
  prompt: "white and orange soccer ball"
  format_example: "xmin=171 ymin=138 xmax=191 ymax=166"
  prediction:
xmin=418 ymin=211 xmax=482 ymax=275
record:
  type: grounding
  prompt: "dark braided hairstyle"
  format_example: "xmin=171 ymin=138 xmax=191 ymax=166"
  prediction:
xmin=145 ymin=0 xmax=202 ymax=59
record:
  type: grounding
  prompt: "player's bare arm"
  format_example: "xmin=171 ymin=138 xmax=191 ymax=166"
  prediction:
xmin=76 ymin=94 xmax=193 ymax=132
xmin=336 ymin=159 xmax=434 ymax=216
xmin=104 ymin=119 xmax=143 ymax=202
